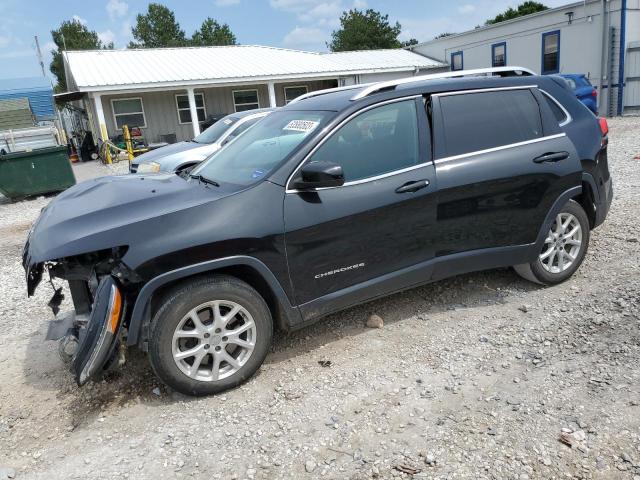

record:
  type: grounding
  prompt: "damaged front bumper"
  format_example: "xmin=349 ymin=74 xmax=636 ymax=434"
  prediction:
xmin=23 ymin=229 xmax=133 ymax=386
xmin=41 ymin=277 xmax=126 ymax=385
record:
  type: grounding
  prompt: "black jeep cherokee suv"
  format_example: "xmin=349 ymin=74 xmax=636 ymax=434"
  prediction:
xmin=23 ymin=67 xmax=613 ymax=396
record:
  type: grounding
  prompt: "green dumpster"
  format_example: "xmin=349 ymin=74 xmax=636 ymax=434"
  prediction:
xmin=0 ymin=146 xmax=76 ymax=200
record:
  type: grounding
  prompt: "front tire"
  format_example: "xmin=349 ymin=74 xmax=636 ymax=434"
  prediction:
xmin=514 ymin=199 xmax=590 ymax=285
xmin=148 ymin=275 xmax=273 ymax=396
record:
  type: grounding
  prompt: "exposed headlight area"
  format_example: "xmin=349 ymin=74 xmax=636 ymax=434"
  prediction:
xmin=73 ymin=276 xmax=124 ymax=385
xmin=27 ymin=246 xmax=139 ymax=385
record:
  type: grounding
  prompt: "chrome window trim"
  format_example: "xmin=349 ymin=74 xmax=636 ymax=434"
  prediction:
xmin=432 ymin=84 xmax=538 ymax=97
xmin=538 ymin=89 xmax=572 ymax=126
xmin=285 ymin=95 xmax=423 ymax=193
xmin=288 ymin=162 xmax=432 ymax=193
xmin=433 ymin=133 xmax=567 ymax=166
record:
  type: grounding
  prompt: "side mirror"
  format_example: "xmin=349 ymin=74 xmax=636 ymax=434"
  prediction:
xmin=292 ymin=161 xmax=344 ymax=190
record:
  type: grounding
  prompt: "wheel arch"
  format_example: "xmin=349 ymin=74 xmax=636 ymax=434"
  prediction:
xmin=531 ymin=185 xmax=582 ymax=256
xmin=126 ymin=256 xmax=300 ymax=348
xmin=576 ymin=172 xmax=600 ymax=229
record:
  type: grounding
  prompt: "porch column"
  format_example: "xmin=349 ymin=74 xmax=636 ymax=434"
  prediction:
xmin=93 ymin=93 xmax=108 ymax=141
xmin=187 ymin=87 xmax=200 ymax=137
xmin=267 ymin=81 xmax=276 ymax=108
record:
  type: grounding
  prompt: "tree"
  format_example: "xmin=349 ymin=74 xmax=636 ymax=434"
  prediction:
xmin=486 ymin=1 xmax=548 ymax=25
xmin=50 ymin=20 xmax=111 ymax=92
xmin=328 ymin=9 xmax=402 ymax=52
xmin=129 ymin=3 xmax=187 ymax=48
xmin=402 ymin=38 xmax=419 ymax=47
xmin=191 ymin=18 xmax=237 ymax=46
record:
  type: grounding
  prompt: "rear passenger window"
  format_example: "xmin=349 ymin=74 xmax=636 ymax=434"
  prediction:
xmin=541 ymin=93 xmax=568 ymax=124
xmin=439 ymin=89 xmax=543 ymax=157
xmin=309 ymin=99 xmax=420 ymax=182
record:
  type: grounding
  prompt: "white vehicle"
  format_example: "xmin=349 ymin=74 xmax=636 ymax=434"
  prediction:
xmin=131 ymin=109 xmax=273 ymax=174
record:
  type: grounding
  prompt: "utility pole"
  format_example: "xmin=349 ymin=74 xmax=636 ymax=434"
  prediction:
xmin=34 ymin=35 xmax=46 ymax=77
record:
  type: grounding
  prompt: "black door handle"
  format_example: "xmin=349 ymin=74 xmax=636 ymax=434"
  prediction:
xmin=395 ymin=179 xmax=430 ymax=194
xmin=533 ymin=151 xmax=570 ymax=163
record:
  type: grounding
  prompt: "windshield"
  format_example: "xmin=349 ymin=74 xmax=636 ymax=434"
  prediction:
xmin=191 ymin=110 xmax=331 ymax=187
xmin=193 ymin=116 xmax=238 ymax=144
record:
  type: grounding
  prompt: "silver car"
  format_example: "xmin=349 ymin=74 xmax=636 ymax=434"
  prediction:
xmin=131 ymin=108 xmax=273 ymax=174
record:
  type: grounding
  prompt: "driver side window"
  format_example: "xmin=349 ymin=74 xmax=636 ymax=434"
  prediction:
xmin=308 ymin=99 xmax=420 ymax=183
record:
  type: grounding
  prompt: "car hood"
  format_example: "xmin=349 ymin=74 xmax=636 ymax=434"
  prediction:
xmin=25 ymin=173 xmax=228 ymax=266
xmin=135 ymin=141 xmax=219 ymax=170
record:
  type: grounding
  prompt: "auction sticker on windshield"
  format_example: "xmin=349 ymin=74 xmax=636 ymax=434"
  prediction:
xmin=283 ymin=120 xmax=319 ymax=133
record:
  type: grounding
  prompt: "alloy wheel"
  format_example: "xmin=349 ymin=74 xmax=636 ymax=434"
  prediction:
xmin=539 ymin=212 xmax=583 ymax=274
xmin=171 ymin=300 xmax=256 ymax=382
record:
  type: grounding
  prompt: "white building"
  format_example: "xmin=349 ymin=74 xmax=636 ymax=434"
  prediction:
xmin=408 ymin=0 xmax=640 ymax=116
xmin=57 ymin=45 xmax=446 ymax=144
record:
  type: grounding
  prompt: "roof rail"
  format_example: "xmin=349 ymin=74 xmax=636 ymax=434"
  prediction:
xmin=287 ymin=83 xmax=370 ymax=105
xmin=350 ymin=66 xmax=536 ymax=101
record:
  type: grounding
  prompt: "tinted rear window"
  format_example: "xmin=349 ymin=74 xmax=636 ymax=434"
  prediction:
xmin=439 ymin=89 xmax=543 ymax=157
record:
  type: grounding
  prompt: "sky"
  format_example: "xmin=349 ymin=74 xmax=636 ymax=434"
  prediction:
xmin=0 ymin=0 xmax=569 ymax=84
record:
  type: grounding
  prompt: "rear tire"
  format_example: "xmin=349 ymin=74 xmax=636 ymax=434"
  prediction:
xmin=514 ymin=200 xmax=589 ymax=285
xmin=148 ymin=275 xmax=273 ymax=396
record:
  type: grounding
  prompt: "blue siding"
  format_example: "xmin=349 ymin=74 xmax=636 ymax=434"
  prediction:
xmin=0 ymin=77 xmax=55 ymax=121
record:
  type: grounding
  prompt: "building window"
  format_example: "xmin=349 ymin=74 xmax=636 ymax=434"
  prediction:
xmin=492 ymin=42 xmax=506 ymax=67
xmin=542 ymin=30 xmax=560 ymax=74
xmin=175 ymin=93 xmax=206 ymax=124
xmin=451 ymin=51 xmax=463 ymax=71
xmin=111 ymin=97 xmax=146 ymax=129
xmin=284 ymin=86 xmax=308 ymax=104
xmin=233 ymin=90 xmax=260 ymax=112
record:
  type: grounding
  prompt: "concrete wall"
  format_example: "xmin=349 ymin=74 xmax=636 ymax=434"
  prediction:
xmin=409 ymin=0 xmax=639 ymax=115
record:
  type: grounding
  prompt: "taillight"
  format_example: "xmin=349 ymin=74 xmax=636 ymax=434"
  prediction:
xmin=598 ymin=117 xmax=608 ymax=137
xmin=591 ymin=88 xmax=597 ymax=97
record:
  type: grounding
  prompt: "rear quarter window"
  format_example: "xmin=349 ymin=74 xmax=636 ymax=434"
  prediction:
xmin=540 ymin=92 xmax=569 ymax=124
xmin=439 ymin=89 xmax=543 ymax=157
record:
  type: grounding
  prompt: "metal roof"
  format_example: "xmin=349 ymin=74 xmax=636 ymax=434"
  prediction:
xmin=63 ymin=45 xmax=446 ymax=92
xmin=0 ymin=77 xmax=55 ymax=120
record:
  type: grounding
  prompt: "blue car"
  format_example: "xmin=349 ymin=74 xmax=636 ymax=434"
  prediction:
xmin=559 ymin=74 xmax=598 ymax=114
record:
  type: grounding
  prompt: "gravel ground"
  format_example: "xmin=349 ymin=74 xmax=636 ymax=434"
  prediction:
xmin=0 ymin=119 xmax=639 ymax=480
